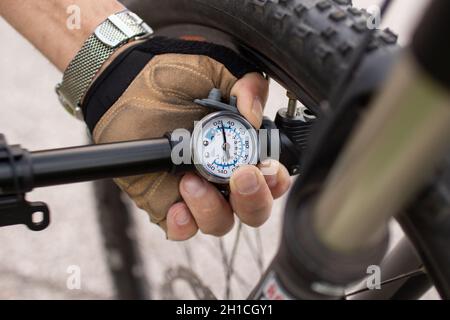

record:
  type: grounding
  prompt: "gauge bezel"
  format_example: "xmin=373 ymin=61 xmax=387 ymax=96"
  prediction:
xmin=191 ymin=111 xmax=258 ymax=184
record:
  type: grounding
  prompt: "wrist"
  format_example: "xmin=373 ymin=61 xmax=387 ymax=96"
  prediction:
xmin=0 ymin=0 xmax=126 ymax=72
xmin=56 ymin=10 xmax=153 ymax=119
xmin=62 ymin=1 xmax=126 ymax=71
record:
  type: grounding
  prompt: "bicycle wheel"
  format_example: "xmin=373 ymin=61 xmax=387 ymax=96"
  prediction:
xmin=125 ymin=0 xmax=399 ymax=115
xmin=116 ymin=0 xmax=404 ymax=299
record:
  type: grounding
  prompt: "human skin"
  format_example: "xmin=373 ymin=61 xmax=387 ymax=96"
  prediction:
xmin=0 ymin=0 xmax=291 ymax=240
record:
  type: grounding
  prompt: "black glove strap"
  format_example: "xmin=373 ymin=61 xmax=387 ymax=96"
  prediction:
xmin=82 ymin=36 xmax=260 ymax=133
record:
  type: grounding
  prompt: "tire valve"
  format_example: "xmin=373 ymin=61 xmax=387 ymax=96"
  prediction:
xmin=286 ymin=91 xmax=298 ymax=118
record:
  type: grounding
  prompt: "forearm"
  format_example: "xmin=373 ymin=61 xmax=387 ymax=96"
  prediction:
xmin=0 ymin=0 xmax=124 ymax=71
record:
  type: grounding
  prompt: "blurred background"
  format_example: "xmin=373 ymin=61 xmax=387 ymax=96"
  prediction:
xmin=0 ymin=0 xmax=438 ymax=299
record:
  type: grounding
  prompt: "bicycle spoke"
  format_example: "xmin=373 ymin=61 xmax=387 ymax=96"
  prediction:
xmin=182 ymin=242 xmax=195 ymax=271
xmin=225 ymin=222 xmax=243 ymax=299
xmin=161 ymin=266 xmax=217 ymax=300
xmin=345 ymin=268 xmax=426 ymax=297
xmin=242 ymin=226 xmax=265 ymax=275
xmin=255 ymin=228 xmax=265 ymax=273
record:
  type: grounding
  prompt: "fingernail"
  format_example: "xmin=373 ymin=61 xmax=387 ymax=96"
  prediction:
xmin=265 ymin=174 xmax=278 ymax=188
xmin=234 ymin=170 xmax=260 ymax=195
xmin=183 ymin=175 xmax=206 ymax=198
xmin=252 ymin=97 xmax=263 ymax=127
xmin=260 ymin=159 xmax=279 ymax=182
xmin=175 ymin=210 xmax=190 ymax=226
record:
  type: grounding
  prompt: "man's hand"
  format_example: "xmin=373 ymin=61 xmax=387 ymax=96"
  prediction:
xmin=92 ymin=51 xmax=291 ymax=240
xmin=1 ymin=0 xmax=292 ymax=240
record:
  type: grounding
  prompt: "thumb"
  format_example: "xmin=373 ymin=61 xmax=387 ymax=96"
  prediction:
xmin=230 ymin=72 xmax=269 ymax=128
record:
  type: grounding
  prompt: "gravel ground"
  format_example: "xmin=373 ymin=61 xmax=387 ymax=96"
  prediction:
xmin=0 ymin=0 xmax=438 ymax=300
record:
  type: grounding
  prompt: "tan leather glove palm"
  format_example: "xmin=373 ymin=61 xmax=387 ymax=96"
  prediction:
xmin=93 ymin=54 xmax=239 ymax=231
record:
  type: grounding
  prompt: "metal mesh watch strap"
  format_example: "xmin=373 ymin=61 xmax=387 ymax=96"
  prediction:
xmin=56 ymin=10 xmax=153 ymax=120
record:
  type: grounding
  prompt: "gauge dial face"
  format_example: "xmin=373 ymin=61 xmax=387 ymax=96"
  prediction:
xmin=192 ymin=112 xmax=258 ymax=183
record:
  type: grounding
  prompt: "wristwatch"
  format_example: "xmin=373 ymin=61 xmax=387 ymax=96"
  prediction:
xmin=56 ymin=10 xmax=153 ymax=120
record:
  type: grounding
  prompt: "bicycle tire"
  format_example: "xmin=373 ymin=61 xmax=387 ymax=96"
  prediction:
xmin=124 ymin=0 xmax=399 ymax=115
xmin=93 ymin=179 xmax=150 ymax=299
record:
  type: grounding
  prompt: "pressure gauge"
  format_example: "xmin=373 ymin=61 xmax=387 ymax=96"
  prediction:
xmin=191 ymin=111 xmax=258 ymax=184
